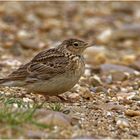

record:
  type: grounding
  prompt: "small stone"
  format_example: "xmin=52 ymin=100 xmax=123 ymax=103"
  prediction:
xmin=1 ymin=59 xmax=21 ymax=67
xmin=111 ymin=71 xmax=127 ymax=82
xmin=112 ymin=24 xmax=140 ymax=40
xmin=120 ymin=87 xmax=128 ymax=92
xmin=68 ymin=93 xmax=80 ymax=100
xmin=91 ymin=86 xmax=107 ymax=93
xmin=121 ymin=55 xmax=136 ymax=65
xmin=89 ymin=75 xmax=102 ymax=86
xmin=19 ymin=37 xmax=45 ymax=50
xmin=97 ymin=28 xmax=113 ymax=43
xmin=116 ymin=92 xmax=136 ymax=100
xmin=38 ymin=110 xmax=73 ymax=127
xmin=116 ymin=118 xmax=129 ymax=129
xmin=26 ymin=130 xmax=46 ymax=139
xmin=13 ymin=103 xmax=18 ymax=108
xmin=100 ymin=102 xmax=125 ymax=111
xmin=5 ymin=92 xmax=11 ymax=96
xmin=23 ymin=97 xmax=33 ymax=103
xmin=106 ymin=111 xmax=113 ymax=117
xmin=73 ymin=136 xmax=98 ymax=139
xmin=17 ymin=30 xmax=30 ymax=39
xmin=131 ymin=95 xmax=140 ymax=101
xmin=125 ymin=109 xmax=140 ymax=117
xmin=103 ymin=75 xmax=112 ymax=84
xmin=132 ymin=57 xmax=140 ymax=71
xmin=4 ymin=41 xmax=14 ymax=48
xmin=101 ymin=64 xmax=137 ymax=74
xmin=94 ymin=53 xmax=107 ymax=65
xmin=79 ymin=87 xmax=92 ymax=99
xmin=84 ymin=46 xmax=107 ymax=65
xmin=84 ymin=68 xmax=91 ymax=77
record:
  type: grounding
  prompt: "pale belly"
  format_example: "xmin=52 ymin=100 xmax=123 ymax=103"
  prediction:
xmin=26 ymin=69 xmax=84 ymax=95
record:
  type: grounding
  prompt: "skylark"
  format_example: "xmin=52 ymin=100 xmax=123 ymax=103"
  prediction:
xmin=0 ymin=39 xmax=89 ymax=97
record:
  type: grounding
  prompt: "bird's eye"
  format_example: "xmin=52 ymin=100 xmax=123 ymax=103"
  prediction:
xmin=73 ymin=42 xmax=79 ymax=47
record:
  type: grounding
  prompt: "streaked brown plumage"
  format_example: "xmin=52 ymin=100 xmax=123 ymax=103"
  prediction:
xmin=0 ymin=39 xmax=89 ymax=96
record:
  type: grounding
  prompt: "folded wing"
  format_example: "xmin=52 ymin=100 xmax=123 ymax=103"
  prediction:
xmin=1 ymin=48 xmax=70 ymax=85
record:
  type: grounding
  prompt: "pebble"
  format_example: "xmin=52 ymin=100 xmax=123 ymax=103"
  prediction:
xmin=5 ymin=92 xmax=11 ymax=96
xmin=111 ymin=71 xmax=127 ymax=81
xmin=116 ymin=92 xmax=136 ymax=100
xmin=23 ymin=97 xmax=33 ymax=103
xmin=84 ymin=46 xmax=107 ymax=65
xmin=79 ymin=87 xmax=92 ymax=99
xmin=132 ymin=57 xmax=140 ymax=71
xmin=125 ymin=109 xmax=140 ymax=117
xmin=19 ymin=37 xmax=45 ymax=50
xmin=116 ymin=118 xmax=129 ymax=129
xmin=97 ymin=28 xmax=113 ymax=43
xmin=120 ymin=87 xmax=128 ymax=92
xmin=103 ymin=75 xmax=112 ymax=84
xmin=112 ymin=24 xmax=140 ymax=40
xmin=121 ymin=54 xmax=136 ymax=65
xmin=26 ymin=130 xmax=46 ymax=139
xmin=13 ymin=103 xmax=18 ymax=108
xmin=17 ymin=30 xmax=30 ymax=39
xmin=68 ymin=93 xmax=80 ymax=100
xmin=100 ymin=64 xmax=137 ymax=74
xmin=100 ymin=102 xmax=125 ymax=111
xmin=89 ymin=75 xmax=102 ymax=86
xmin=38 ymin=111 xmax=74 ymax=127
xmin=84 ymin=68 xmax=91 ymax=77
xmin=1 ymin=59 xmax=21 ymax=67
xmin=91 ymin=86 xmax=107 ymax=93
xmin=106 ymin=111 xmax=112 ymax=117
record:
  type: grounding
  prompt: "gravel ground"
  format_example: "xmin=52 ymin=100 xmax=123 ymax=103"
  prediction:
xmin=0 ymin=1 xmax=140 ymax=139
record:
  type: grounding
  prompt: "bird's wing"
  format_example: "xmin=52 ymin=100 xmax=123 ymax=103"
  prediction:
xmin=26 ymin=48 xmax=72 ymax=83
xmin=6 ymin=48 xmax=71 ymax=83
xmin=7 ymin=63 xmax=30 ymax=81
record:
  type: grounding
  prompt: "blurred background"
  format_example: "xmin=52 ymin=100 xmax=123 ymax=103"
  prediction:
xmin=0 ymin=1 xmax=140 ymax=65
xmin=0 ymin=2 xmax=140 ymax=69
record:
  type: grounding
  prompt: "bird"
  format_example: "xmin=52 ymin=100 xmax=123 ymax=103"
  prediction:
xmin=0 ymin=38 xmax=89 ymax=98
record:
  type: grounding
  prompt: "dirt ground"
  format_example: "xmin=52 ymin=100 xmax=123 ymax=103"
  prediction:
xmin=0 ymin=1 xmax=140 ymax=139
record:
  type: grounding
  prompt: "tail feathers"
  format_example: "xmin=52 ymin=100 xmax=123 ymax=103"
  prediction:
xmin=0 ymin=78 xmax=26 ymax=87
xmin=0 ymin=78 xmax=9 ymax=84
xmin=0 ymin=78 xmax=11 ymax=86
xmin=0 ymin=78 xmax=18 ymax=86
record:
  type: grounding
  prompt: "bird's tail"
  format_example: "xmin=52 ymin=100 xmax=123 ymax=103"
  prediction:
xmin=0 ymin=78 xmax=18 ymax=87
xmin=0 ymin=78 xmax=10 ymax=86
xmin=0 ymin=78 xmax=26 ymax=87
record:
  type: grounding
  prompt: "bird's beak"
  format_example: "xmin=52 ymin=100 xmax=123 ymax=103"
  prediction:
xmin=84 ymin=43 xmax=89 ymax=48
xmin=84 ymin=42 xmax=92 ymax=48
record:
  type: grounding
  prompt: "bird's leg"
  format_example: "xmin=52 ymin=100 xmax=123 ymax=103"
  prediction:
xmin=57 ymin=95 xmax=66 ymax=101
xmin=32 ymin=92 xmax=50 ymax=102
xmin=56 ymin=95 xmax=72 ymax=103
xmin=44 ymin=95 xmax=68 ymax=103
xmin=43 ymin=95 xmax=50 ymax=101
xmin=39 ymin=93 xmax=60 ymax=103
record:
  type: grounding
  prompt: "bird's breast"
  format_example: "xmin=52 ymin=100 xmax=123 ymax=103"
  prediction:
xmin=72 ymin=56 xmax=85 ymax=76
xmin=27 ymin=56 xmax=85 ymax=95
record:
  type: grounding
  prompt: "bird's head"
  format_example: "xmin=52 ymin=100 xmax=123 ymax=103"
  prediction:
xmin=58 ymin=38 xmax=89 ymax=55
